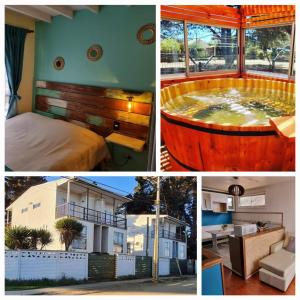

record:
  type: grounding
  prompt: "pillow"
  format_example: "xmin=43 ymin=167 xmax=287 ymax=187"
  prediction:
xmin=285 ymin=236 xmax=295 ymax=253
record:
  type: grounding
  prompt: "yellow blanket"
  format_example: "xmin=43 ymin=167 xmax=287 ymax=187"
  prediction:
xmin=5 ymin=112 xmax=110 ymax=171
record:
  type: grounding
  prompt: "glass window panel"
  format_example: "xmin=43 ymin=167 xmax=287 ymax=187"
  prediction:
xmin=245 ymin=25 xmax=292 ymax=77
xmin=239 ymin=195 xmax=265 ymax=207
xmin=161 ymin=20 xmax=185 ymax=77
xmin=187 ymin=24 xmax=238 ymax=73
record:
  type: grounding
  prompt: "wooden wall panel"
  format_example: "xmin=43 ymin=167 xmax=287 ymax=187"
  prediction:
xmin=35 ymin=81 xmax=153 ymax=141
xmin=243 ymin=228 xmax=285 ymax=278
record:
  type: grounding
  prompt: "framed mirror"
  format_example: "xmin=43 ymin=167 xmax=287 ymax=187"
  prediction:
xmin=137 ymin=23 xmax=155 ymax=45
xmin=53 ymin=57 xmax=65 ymax=70
xmin=87 ymin=44 xmax=103 ymax=61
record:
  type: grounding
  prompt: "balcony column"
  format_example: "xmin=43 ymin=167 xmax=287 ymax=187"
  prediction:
xmin=67 ymin=181 xmax=70 ymax=203
xmin=86 ymin=187 xmax=89 ymax=221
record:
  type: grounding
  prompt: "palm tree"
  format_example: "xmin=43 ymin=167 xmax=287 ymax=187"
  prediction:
xmin=55 ymin=218 xmax=83 ymax=251
xmin=37 ymin=229 xmax=53 ymax=250
xmin=5 ymin=226 xmax=31 ymax=249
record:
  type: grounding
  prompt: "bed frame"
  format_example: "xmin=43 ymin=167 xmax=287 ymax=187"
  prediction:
xmin=34 ymin=80 xmax=153 ymax=141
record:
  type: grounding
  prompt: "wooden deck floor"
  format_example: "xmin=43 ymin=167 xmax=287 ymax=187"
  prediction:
xmin=223 ymin=267 xmax=295 ymax=295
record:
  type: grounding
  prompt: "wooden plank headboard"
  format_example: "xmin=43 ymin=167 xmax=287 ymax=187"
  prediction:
xmin=34 ymin=80 xmax=153 ymax=141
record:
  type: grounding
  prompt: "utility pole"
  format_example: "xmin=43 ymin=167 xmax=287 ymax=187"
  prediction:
xmin=152 ymin=176 xmax=160 ymax=282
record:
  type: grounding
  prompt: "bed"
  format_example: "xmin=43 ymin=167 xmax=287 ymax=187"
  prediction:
xmin=5 ymin=80 xmax=153 ymax=171
xmin=5 ymin=112 xmax=110 ymax=171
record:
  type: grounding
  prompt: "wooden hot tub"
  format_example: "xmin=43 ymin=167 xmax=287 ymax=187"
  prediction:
xmin=161 ymin=78 xmax=295 ymax=171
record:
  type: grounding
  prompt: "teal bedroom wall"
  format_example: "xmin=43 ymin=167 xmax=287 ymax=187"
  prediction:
xmin=33 ymin=6 xmax=155 ymax=171
xmin=34 ymin=6 xmax=155 ymax=91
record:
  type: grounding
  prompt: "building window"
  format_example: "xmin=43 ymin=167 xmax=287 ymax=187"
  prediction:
xmin=161 ymin=19 xmax=185 ymax=77
xmin=33 ymin=203 xmax=41 ymax=209
xmin=187 ymin=24 xmax=238 ymax=73
xmin=239 ymin=194 xmax=266 ymax=207
xmin=179 ymin=244 xmax=185 ymax=259
xmin=164 ymin=241 xmax=170 ymax=257
xmin=245 ymin=25 xmax=292 ymax=77
xmin=127 ymin=242 xmax=134 ymax=254
xmin=21 ymin=208 xmax=28 ymax=214
xmin=72 ymin=226 xmax=87 ymax=250
xmin=113 ymin=232 xmax=124 ymax=253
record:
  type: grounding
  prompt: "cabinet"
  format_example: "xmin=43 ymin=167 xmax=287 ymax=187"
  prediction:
xmin=202 ymin=191 xmax=235 ymax=212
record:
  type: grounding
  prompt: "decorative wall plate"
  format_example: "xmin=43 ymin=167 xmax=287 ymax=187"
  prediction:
xmin=137 ymin=23 xmax=155 ymax=45
xmin=87 ymin=44 xmax=103 ymax=61
xmin=53 ymin=57 xmax=65 ymax=70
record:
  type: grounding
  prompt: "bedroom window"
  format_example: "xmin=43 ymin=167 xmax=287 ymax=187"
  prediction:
xmin=239 ymin=194 xmax=266 ymax=207
xmin=245 ymin=25 xmax=292 ymax=78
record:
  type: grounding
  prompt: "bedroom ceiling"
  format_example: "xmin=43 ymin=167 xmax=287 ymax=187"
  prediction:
xmin=6 ymin=5 xmax=100 ymax=23
xmin=202 ymin=176 xmax=294 ymax=192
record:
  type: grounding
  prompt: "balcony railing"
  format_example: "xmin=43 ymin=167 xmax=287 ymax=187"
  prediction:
xmin=55 ymin=203 xmax=127 ymax=229
xmin=151 ymin=229 xmax=186 ymax=242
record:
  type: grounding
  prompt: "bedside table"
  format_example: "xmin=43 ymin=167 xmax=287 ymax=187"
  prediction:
xmin=105 ymin=132 xmax=146 ymax=152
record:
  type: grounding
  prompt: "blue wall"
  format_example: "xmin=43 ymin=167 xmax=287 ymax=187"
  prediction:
xmin=202 ymin=264 xmax=224 ymax=295
xmin=34 ymin=6 xmax=155 ymax=92
xmin=202 ymin=211 xmax=232 ymax=226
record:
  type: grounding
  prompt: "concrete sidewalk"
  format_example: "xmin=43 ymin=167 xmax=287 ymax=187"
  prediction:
xmin=6 ymin=275 xmax=197 ymax=295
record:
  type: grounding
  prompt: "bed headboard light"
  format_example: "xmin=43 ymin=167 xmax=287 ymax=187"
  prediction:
xmin=35 ymin=80 xmax=152 ymax=142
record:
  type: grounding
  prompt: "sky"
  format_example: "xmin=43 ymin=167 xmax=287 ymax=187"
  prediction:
xmin=46 ymin=176 xmax=137 ymax=196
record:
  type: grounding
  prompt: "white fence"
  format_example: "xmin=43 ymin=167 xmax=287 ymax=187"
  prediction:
xmin=116 ymin=254 xmax=136 ymax=277
xmin=5 ymin=250 xmax=88 ymax=281
xmin=158 ymin=258 xmax=170 ymax=276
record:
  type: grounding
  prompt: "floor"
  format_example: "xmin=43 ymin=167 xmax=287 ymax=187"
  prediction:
xmin=203 ymin=242 xmax=232 ymax=270
xmin=223 ymin=267 xmax=295 ymax=295
xmin=6 ymin=277 xmax=197 ymax=296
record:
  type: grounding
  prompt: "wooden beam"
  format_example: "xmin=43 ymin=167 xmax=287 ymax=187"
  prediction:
xmin=44 ymin=5 xmax=73 ymax=19
xmin=6 ymin=5 xmax=52 ymax=23
xmin=83 ymin=5 xmax=99 ymax=14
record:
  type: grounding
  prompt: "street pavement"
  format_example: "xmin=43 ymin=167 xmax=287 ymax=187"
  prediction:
xmin=6 ymin=276 xmax=197 ymax=295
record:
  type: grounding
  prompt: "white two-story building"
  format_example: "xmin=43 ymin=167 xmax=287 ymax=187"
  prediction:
xmin=6 ymin=177 xmax=131 ymax=254
xmin=127 ymin=215 xmax=188 ymax=259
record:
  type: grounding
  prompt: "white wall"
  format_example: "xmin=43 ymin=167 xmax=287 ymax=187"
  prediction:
xmin=158 ymin=258 xmax=170 ymax=276
xmin=116 ymin=254 xmax=136 ymax=277
xmin=127 ymin=215 xmax=187 ymax=258
xmin=5 ymin=250 xmax=88 ymax=280
xmin=234 ymin=178 xmax=295 ymax=234
xmin=9 ymin=181 xmax=63 ymax=251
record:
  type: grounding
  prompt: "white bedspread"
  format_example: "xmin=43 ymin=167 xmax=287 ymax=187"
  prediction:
xmin=5 ymin=112 xmax=110 ymax=171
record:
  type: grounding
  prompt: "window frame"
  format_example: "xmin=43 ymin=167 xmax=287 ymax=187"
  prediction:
xmin=242 ymin=22 xmax=295 ymax=80
xmin=238 ymin=194 xmax=266 ymax=208
xmin=161 ymin=17 xmax=241 ymax=79
xmin=113 ymin=231 xmax=124 ymax=253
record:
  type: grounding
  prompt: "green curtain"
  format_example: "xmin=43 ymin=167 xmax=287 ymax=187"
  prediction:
xmin=5 ymin=24 xmax=29 ymax=119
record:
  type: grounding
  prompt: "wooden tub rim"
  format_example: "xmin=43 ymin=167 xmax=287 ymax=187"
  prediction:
xmin=161 ymin=110 xmax=278 ymax=136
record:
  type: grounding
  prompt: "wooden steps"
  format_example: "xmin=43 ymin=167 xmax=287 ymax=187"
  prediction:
xmin=161 ymin=145 xmax=172 ymax=171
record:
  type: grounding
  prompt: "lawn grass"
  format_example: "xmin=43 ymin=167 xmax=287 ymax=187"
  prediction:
xmin=5 ymin=278 xmax=88 ymax=291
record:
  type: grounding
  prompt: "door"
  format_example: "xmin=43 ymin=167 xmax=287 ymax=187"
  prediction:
xmin=173 ymin=241 xmax=178 ymax=258
xmin=101 ymin=227 xmax=109 ymax=253
xmin=93 ymin=225 xmax=101 ymax=252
